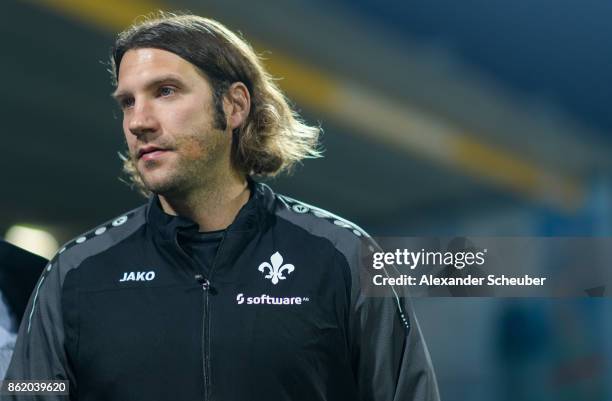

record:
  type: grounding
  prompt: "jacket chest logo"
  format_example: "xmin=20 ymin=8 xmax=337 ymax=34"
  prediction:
xmin=258 ymin=252 xmax=294 ymax=285
xmin=119 ymin=271 xmax=156 ymax=282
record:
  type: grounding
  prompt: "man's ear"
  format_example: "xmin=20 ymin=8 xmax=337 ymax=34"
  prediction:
xmin=223 ymin=82 xmax=251 ymax=130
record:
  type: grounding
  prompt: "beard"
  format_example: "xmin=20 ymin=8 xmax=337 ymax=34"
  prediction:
xmin=133 ymin=127 xmax=230 ymax=198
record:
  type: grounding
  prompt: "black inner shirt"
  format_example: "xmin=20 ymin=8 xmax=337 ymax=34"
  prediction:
xmin=179 ymin=229 xmax=225 ymax=276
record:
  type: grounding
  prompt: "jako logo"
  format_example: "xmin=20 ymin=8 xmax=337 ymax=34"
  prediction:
xmin=119 ymin=271 xmax=156 ymax=282
xmin=235 ymin=293 xmax=308 ymax=305
xmin=258 ymin=251 xmax=294 ymax=285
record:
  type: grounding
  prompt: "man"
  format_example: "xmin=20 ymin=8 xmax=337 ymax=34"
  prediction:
xmin=0 ymin=240 xmax=47 ymax=377
xmin=5 ymin=13 xmax=439 ymax=401
xmin=0 ymin=240 xmax=48 ymax=328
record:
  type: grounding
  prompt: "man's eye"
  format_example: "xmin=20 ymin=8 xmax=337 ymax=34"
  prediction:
xmin=158 ymin=86 xmax=176 ymax=97
xmin=121 ymin=98 xmax=135 ymax=109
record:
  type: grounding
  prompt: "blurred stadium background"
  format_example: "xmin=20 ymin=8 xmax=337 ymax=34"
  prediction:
xmin=1 ymin=1 xmax=611 ymax=400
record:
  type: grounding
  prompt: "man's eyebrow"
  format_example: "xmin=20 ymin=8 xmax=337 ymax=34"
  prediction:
xmin=111 ymin=75 xmax=186 ymax=100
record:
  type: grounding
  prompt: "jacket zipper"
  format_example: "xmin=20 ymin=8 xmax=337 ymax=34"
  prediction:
xmin=174 ymin=231 xmax=227 ymax=401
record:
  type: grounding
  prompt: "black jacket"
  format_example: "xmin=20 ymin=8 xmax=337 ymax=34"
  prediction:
xmin=0 ymin=240 xmax=47 ymax=379
xmin=0 ymin=240 xmax=47 ymax=325
xmin=5 ymin=182 xmax=439 ymax=401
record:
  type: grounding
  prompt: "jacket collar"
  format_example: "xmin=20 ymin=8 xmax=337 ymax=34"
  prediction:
xmin=145 ymin=178 xmax=273 ymax=242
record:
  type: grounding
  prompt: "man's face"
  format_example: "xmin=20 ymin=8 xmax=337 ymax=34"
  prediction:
xmin=114 ymin=48 xmax=231 ymax=196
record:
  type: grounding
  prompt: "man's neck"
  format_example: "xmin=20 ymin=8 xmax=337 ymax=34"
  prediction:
xmin=158 ymin=176 xmax=251 ymax=232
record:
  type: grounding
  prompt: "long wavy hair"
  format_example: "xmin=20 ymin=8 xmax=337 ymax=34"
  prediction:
xmin=110 ymin=12 xmax=322 ymax=195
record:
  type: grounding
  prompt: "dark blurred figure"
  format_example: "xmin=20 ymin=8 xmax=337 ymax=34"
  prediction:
xmin=0 ymin=240 xmax=47 ymax=377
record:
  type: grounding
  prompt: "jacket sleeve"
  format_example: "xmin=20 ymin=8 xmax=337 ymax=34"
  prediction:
xmin=348 ymin=244 xmax=440 ymax=401
xmin=3 ymin=258 xmax=73 ymax=400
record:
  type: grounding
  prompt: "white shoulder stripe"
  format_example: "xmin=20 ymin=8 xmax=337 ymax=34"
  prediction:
xmin=27 ymin=275 xmax=46 ymax=333
xmin=278 ymin=195 xmax=370 ymax=238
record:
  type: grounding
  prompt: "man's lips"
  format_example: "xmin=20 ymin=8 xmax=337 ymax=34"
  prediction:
xmin=137 ymin=146 xmax=169 ymax=160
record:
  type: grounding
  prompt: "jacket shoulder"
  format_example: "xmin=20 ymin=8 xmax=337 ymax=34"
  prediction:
xmin=273 ymin=193 xmax=378 ymax=264
xmin=52 ymin=204 xmax=147 ymax=279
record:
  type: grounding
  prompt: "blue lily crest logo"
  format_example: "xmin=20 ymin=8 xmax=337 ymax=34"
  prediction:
xmin=258 ymin=251 xmax=295 ymax=285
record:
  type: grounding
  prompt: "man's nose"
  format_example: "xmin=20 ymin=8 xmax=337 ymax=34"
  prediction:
xmin=128 ymin=100 xmax=158 ymax=136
